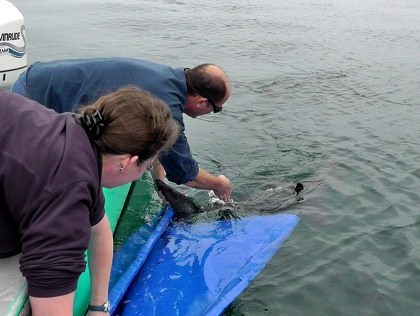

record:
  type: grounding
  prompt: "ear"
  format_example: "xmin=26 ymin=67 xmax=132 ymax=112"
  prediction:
xmin=119 ymin=154 xmax=136 ymax=170
xmin=185 ymin=95 xmax=208 ymax=118
xmin=129 ymin=155 xmax=139 ymax=165
xmin=196 ymin=96 xmax=207 ymax=106
xmin=187 ymin=94 xmax=206 ymax=109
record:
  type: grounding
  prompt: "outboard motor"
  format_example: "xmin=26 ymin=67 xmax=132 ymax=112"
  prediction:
xmin=0 ymin=0 xmax=27 ymax=89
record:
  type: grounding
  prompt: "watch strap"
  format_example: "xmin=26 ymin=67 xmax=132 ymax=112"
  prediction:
xmin=88 ymin=300 xmax=111 ymax=312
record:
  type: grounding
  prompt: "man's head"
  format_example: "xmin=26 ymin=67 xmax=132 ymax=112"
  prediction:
xmin=184 ymin=64 xmax=231 ymax=118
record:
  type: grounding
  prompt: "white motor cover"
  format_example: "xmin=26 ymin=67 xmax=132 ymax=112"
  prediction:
xmin=0 ymin=0 xmax=27 ymax=89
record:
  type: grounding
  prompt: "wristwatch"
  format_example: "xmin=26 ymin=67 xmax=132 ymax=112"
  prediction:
xmin=88 ymin=300 xmax=111 ymax=313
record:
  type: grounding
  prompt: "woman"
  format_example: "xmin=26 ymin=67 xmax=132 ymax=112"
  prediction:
xmin=0 ymin=87 xmax=179 ymax=315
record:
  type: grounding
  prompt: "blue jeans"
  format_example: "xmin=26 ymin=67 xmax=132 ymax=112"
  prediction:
xmin=11 ymin=72 xmax=29 ymax=98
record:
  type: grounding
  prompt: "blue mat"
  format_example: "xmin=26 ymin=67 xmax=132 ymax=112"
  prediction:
xmin=109 ymin=207 xmax=174 ymax=314
xmin=113 ymin=210 xmax=299 ymax=316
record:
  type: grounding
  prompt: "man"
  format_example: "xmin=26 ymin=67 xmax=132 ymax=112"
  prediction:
xmin=12 ymin=58 xmax=232 ymax=202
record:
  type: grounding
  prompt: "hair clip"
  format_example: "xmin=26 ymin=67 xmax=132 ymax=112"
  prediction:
xmin=80 ymin=110 xmax=106 ymax=138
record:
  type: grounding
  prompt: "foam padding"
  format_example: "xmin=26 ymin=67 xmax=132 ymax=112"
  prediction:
xmin=115 ymin=212 xmax=299 ymax=316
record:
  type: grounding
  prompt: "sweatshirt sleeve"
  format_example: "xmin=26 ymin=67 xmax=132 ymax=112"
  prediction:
xmin=19 ymin=181 xmax=104 ymax=297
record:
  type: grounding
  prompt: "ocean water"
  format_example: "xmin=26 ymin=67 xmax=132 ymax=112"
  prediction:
xmin=9 ymin=0 xmax=420 ymax=314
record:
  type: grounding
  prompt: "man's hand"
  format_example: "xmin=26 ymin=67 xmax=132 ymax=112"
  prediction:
xmin=213 ymin=175 xmax=232 ymax=202
xmin=185 ymin=169 xmax=233 ymax=203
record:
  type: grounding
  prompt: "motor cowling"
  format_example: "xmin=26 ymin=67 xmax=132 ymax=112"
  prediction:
xmin=0 ymin=0 xmax=27 ymax=89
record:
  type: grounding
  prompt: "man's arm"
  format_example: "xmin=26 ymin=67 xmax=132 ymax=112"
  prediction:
xmin=152 ymin=160 xmax=166 ymax=182
xmin=185 ymin=168 xmax=232 ymax=202
xmin=157 ymin=131 xmax=232 ymax=202
xmin=153 ymin=161 xmax=232 ymax=203
xmin=87 ymin=214 xmax=113 ymax=316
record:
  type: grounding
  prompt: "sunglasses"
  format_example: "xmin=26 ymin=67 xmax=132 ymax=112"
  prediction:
xmin=206 ymin=96 xmax=223 ymax=114
xmin=184 ymin=71 xmax=222 ymax=113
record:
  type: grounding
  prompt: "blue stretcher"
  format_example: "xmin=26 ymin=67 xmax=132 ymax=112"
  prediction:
xmin=108 ymin=206 xmax=299 ymax=316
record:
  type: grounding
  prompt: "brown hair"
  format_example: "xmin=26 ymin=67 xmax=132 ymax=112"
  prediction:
xmin=185 ymin=64 xmax=228 ymax=104
xmin=79 ymin=86 xmax=179 ymax=162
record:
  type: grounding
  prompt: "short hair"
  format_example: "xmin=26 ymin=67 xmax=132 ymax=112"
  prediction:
xmin=79 ymin=86 xmax=179 ymax=162
xmin=185 ymin=64 xmax=228 ymax=105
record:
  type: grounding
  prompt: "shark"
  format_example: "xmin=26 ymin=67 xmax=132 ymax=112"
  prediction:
xmin=155 ymin=179 xmax=305 ymax=219
xmin=155 ymin=179 xmax=202 ymax=218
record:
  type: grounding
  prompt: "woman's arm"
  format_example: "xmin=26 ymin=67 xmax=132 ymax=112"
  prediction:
xmin=30 ymin=292 xmax=74 ymax=316
xmin=87 ymin=214 xmax=113 ymax=315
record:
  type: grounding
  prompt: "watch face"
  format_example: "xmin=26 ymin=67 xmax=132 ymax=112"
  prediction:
xmin=104 ymin=301 xmax=111 ymax=312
